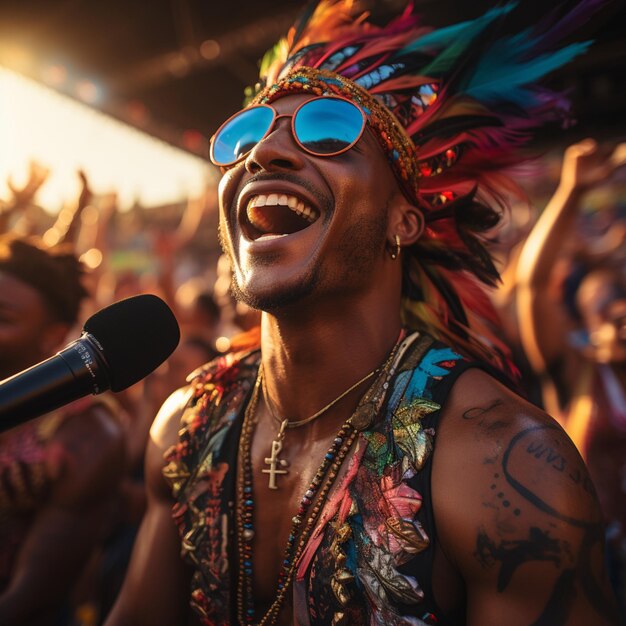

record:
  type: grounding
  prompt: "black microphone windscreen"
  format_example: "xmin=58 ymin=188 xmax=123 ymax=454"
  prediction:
xmin=83 ymin=294 xmax=180 ymax=392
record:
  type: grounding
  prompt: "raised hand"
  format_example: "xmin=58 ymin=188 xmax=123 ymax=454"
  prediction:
xmin=560 ymin=139 xmax=626 ymax=195
xmin=6 ymin=161 xmax=50 ymax=208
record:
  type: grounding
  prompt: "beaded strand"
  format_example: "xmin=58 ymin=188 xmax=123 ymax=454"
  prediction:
xmin=259 ymin=424 xmax=358 ymax=625
xmin=236 ymin=373 xmax=263 ymax=624
xmin=236 ymin=333 xmax=407 ymax=625
xmin=236 ymin=370 xmax=359 ymax=625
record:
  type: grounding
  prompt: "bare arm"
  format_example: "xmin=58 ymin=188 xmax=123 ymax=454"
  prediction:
xmin=433 ymin=369 xmax=618 ymax=625
xmin=516 ymin=140 xmax=626 ymax=376
xmin=175 ymin=189 xmax=209 ymax=248
xmin=153 ymin=189 xmax=209 ymax=315
xmin=0 ymin=406 xmax=125 ymax=624
xmin=0 ymin=162 xmax=49 ymax=234
xmin=42 ymin=170 xmax=92 ymax=247
xmin=104 ymin=387 xmax=195 ymax=626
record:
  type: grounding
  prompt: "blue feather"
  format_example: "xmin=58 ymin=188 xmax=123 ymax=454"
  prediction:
xmin=466 ymin=40 xmax=592 ymax=106
xmin=397 ymin=3 xmax=517 ymax=58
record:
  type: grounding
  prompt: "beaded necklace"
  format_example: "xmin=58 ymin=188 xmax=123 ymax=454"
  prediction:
xmin=235 ymin=335 xmax=406 ymax=625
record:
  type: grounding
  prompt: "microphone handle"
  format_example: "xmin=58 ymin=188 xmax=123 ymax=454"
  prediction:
xmin=0 ymin=338 xmax=110 ymax=432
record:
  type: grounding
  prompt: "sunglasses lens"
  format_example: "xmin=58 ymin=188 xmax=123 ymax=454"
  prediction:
xmin=294 ymin=98 xmax=365 ymax=155
xmin=211 ymin=106 xmax=274 ymax=165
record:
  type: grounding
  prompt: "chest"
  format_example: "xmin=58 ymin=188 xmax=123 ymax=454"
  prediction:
xmin=247 ymin=416 xmax=351 ymax=611
xmin=167 ymin=336 xmax=465 ymax=624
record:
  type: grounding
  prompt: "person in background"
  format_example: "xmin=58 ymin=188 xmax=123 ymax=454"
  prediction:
xmin=0 ymin=233 xmax=125 ymax=625
xmin=516 ymin=138 xmax=626 ymax=617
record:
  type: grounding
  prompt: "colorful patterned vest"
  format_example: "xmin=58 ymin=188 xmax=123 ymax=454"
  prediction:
xmin=163 ymin=331 xmax=471 ymax=625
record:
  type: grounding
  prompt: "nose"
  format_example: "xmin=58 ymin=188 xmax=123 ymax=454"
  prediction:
xmin=244 ymin=117 xmax=305 ymax=174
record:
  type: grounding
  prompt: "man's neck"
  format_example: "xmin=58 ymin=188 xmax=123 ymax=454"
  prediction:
xmin=259 ymin=298 xmax=402 ymax=425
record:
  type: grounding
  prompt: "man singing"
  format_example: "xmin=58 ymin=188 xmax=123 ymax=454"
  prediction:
xmin=107 ymin=1 xmax=618 ymax=624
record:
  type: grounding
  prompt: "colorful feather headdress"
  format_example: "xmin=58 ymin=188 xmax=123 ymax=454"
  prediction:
xmin=247 ymin=0 xmax=603 ymax=375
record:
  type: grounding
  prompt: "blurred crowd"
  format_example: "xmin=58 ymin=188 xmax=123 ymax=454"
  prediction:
xmin=0 ymin=137 xmax=625 ymax=624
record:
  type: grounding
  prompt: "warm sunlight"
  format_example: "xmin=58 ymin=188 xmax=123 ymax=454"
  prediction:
xmin=0 ymin=66 xmax=212 ymax=212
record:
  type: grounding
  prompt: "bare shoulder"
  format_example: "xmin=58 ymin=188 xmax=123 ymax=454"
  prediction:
xmin=146 ymin=385 xmax=194 ymax=498
xmin=149 ymin=385 xmax=193 ymax=455
xmin=52 ymin=402 xmax=125 ymax=507
xmin=433 ymin=369 xmax=598 ymax=530
xmin=431 ymin=368 xmax=617 ymax=625
xmin=55 ymin=400 xmax=125 ymax=459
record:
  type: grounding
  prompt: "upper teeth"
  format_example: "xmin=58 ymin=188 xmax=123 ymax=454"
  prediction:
xmin=247 ymin=193 xmax=318 ymax=223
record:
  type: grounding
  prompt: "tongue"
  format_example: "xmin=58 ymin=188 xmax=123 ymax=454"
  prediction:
xmin=248 ymin=205 xmax=312 ymax=237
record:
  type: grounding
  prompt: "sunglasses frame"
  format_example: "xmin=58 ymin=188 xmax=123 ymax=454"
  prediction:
xmin=209 ymin=95 xmax=368 ymax=167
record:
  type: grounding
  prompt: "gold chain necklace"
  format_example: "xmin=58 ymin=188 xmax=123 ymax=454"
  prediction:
xmin=260 ymin=366 xmax=376 ymax=490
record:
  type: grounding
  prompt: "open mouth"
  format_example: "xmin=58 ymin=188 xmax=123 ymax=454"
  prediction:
xmin=244 ymin=193 xmax=320 ymax=240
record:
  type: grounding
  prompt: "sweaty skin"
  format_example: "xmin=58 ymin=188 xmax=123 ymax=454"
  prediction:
xmin=106 ymin=96 xmax=617 ymax=626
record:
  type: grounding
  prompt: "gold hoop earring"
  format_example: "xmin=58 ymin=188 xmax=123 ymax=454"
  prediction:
xmin=389 ymin=234 xmax=401 ymax=260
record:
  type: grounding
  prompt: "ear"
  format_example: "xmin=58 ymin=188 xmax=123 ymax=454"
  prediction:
xmin=386 ymin=191 xmax=424 ymax=248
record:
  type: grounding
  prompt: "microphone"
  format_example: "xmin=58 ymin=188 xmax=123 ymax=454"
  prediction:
xmin=0 ymin=294 xmax=180 ymax=432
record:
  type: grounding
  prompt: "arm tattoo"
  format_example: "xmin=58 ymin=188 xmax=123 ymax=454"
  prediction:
xmin=475 ymin=526 xmax=562 ymax=592
xmin=474 ymin=425 xmax=616 ymax=624
xmin=462 ymin=399 xmax=504 ymax=421
xmin=502 ymin=425 xmax=598 ymax=528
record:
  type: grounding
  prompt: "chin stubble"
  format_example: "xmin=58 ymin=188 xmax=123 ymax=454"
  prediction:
xmin=219 ymin=219 xmax=318 ymax=312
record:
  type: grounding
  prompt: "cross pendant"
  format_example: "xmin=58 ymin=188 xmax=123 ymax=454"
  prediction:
xmin=262 ymin=425 xmax=289 ymax=489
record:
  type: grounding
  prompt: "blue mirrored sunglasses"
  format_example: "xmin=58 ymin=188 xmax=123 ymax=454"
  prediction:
xmin=209 ymin=96 xmax=367 ymax=167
